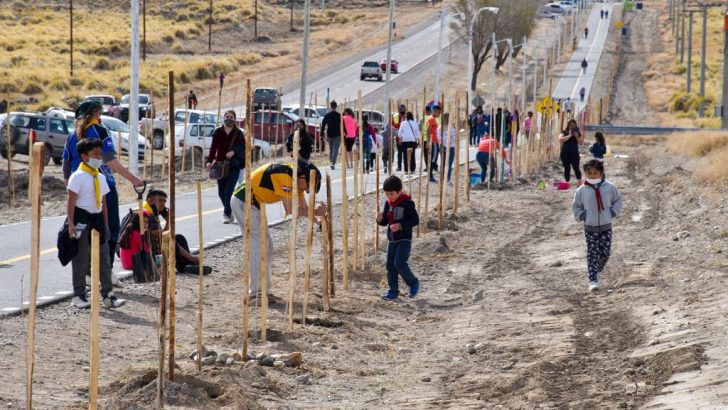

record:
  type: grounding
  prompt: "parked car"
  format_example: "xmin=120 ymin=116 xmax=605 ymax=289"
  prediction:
xmin=0 ymin=108 xmax=75 ymax=165
xmin=558 ymin=0 xmax=577 ymax=11
xmin=379 ymin=59 xmax=399 ymax=74
xmin=544 ymin=3 xmax=568 ymax=14
xmin=120 ymin=93 xmax=154 ymax=123
xmin=249 ymin=110 xmax=321 ymax=148
xmin=100 ymin=115 xmax=148 ymax=158
xmin=139 ymin=109 xmax=219 ymax=150
xmin=169 ymin=123 xmax=269 ymax=162
xmin=360 ymin=61 xmax=383 ymax=81
xmin=355 ymin=109 xmax=386 ymax=132
xmin=536 ymin=8 xmax=557 ymax=19
xmin=83 ymin=95 xmax=118 ymax=116
xmin=281 ymin=104 xmax=327 ymax=127
xmin=252 ymin=87 xmax=282 ymax=111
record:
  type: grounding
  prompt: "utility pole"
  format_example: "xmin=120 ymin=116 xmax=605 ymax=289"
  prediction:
xmin=299 ymin=0 xmax=311 ymax=111
xmin=384 ymin=0 xmax=394 ymax=130
xmin=142 ymin=0 xmax=146 ymax=61
xmin=722 ymin=11 xmax=728 ymax=128
xmin=290 ymin=0 xmax=294 ymax=31
xmin=533 ymin=55 xmax=538 ymax=103
xmin=507 ymin=38 xmax=513 ymax=106
xmin=434 ymin=7 xmax=446 ymax=103
xmin=687 ymin=11 xmax=693 ymax=93
xmin=680 ymin=8 xmax=685 ymax=63
xmin=491 ymin=32 xmax=497 ymax=111
xmin=521 ymin=37 xmax=526 ymax=114
xmin=254 ymin=0 xmax=258 ymax=38
xmin=699 ymin=5 xmax=707 ymax=117
xmin=130 ymin=0 xmax=140 ymax=173
xmin=208 ymin=0 xmax=213 ymax=52
xmin=69 ymin=0 xmax=73 ymax=77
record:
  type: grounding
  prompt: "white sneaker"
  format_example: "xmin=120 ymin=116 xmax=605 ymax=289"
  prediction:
xmin=72 ymin=295 xmax=90 ymax=309
xmin=223 ymin=214 xmax=234 ymax=224
xmin=102 ymin=292 xmax=126 ymax=309
xmin=589 ymin=281 xmax=601 ymax=292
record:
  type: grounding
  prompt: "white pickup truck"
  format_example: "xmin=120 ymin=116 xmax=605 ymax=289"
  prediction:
xmin=360 ymin=61 xmax=383 ymax=81
xmin=169 ymin=123 xmax=270 ymax=163
xmin=139 ymin=109 xmax=218 ymax=150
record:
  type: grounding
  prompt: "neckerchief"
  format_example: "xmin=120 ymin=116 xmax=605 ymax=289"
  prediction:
xmin=386 ymin=193 xmax=411 ymax=225
xmin=143 ymin=200 xmax=155 ymax=216
xmin=84 ymin=118 xmax=100 ymax=130
xmin=584 ymin=181 xmax=604 ymax=212
xmin=79 ymin=162 xmax=101 ymax=209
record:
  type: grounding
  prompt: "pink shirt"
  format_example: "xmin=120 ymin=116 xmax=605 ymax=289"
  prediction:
xmin=343 ymin=115 xmax=358 ymax=139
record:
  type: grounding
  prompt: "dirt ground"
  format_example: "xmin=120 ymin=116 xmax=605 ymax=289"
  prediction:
xmin=2 ymin=3 xmax=728 ymax=409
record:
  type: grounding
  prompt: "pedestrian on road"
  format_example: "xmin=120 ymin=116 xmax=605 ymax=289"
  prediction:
xmin=65 ymin=138 xmax=125 ymax=310
xmin=476 ymin=106 xmax=489 ymax=138
xmin=584 ymin=26 xmax=589 ymax=39
xmin=391 ymin=105 xmax=406 ymax=171
xmin=581 ymin=58 xmax=588 ymax=75
xmin=420 ymin=106 xmax=432 ymax=172
xmin=206 ymin=110 xmax=246 ymax=224
xmin=230 ymin=161 xmax=326 ymax=299
xmin=559 ymin=119 xmax=585 ymax=185
xmin=343 ymin=108 xmax=358 ymax=168
xmin=571 ymin=159 xmax=622 ymax=292
xmin=523 ymin=111 xmax=533 ymax=140
xmin=377 ymin=175 xmax=420 ymax=301
xmin=439 ymin=113 xmax=456 ymax=183
xmin=320 ymin=100 xmax=341 ymax=170
xmin=468 ymin=108 xmax=478 ymax=146
xmin=426 ymin=105 xmax=441 ymax=182
xmin=62 ymin=100 xmax=144 ymax=268
xmin=605 ymin=10 xmax=609 ymax=19
xmin=188 ymin=90 xmax=198 ymax=109
xmin=396 ymin=111 xmax=419 ymax=173
xmin=361 ymin=115 xmax=377 ymax=173
xmin=286 ymin=119 xmax=314 ymax=164
xmin=589 ymin=131 xmax=607 ymax=161
xmin=565 ymin=98 xmax=572 ymax=119
xmin=580 ymin=87 xmax=586 ymax=102
xmin=600 ymin=9 xmax=604 ymax=19
xmin=475 ymin=134 xmax=508 ymax=184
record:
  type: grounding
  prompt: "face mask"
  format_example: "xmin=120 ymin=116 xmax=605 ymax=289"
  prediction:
xmin=224 ymin=119 xmax=235 ymax=127
xmin=87 ymin=157 xmax=102 ymax=169
xmin=586 ymin=178 xmax=602 ymax=185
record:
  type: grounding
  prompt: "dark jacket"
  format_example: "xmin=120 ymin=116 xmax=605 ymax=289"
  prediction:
xmin=57 ymin=207 xmax=108 ymax=266
xmin=285 ymin=130 xmax=314 ymax=160
xmin=207 ymin=126 xmax=246 ymax=169
xmin=321 ymin=110 xmax=341 ymax=139
xmin=377 ymin=196 xmax=419 ymax=242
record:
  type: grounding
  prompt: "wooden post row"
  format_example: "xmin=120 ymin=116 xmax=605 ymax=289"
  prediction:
xmin=167 ymin=71 xmax=177 ymax=381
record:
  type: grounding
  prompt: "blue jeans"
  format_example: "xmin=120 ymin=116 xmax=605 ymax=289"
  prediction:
xmin=218 ymin=167 xmax=241 ymax=218
xmin=476 ymin=152 xmax=495 ymax=183
xmin=386 ymin=240 xmax=418 ymax=293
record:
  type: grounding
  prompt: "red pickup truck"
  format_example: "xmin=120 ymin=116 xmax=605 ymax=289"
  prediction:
xmin=237 ymin=110 xmax=322 ymax=149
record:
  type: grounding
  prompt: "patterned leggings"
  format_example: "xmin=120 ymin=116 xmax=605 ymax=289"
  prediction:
xmin=585 ymin=229 xmax=612 ymax=282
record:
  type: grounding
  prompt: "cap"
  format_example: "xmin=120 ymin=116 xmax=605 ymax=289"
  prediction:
xmin=75 ymin=100 xmax=102 ymax=119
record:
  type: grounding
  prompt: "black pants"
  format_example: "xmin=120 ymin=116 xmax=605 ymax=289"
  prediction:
xmin=175 ymin=234 xmax=193 ymax=273
xmin=396 ymin=143 xmax=404 ymax=169
xmin=561 ymin=151 xmax=582 ymax=182
xmin=422 ymin=141 xmax=429 ymax=171
xmin=217 ymin=167 xmax=241 ymax=218
xmin=400 ymin=141 xmax=417 ymax=173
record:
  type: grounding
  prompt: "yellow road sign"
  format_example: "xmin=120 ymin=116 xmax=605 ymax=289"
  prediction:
xmin=616 ymin=20 xmax=623 ymax=29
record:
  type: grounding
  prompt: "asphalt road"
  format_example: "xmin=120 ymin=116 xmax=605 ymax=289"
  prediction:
xmin=0 ymin=145 xmax=476 ymax=314
xmin=552 ymin=4 xmax=613 ymax=113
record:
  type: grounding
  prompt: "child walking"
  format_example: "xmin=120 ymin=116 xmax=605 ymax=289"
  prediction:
xmin=589 ymin=131 xmax=607 ymax=161
xmin=571 ymin=160 xmax=622 ymax=292
xmin=376 ymin=176 xmax=420 ymax=300
xmin=66 ymin=138 xmax=126 ymax=309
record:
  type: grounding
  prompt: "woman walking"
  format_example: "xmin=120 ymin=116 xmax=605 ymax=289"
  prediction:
xmin=206 ymin=110 xmax=246 ymax=224
xmin=396 ymin=111 xmax=419 ymax=173
xmin=559 ymin=119 xmax=584 ymax=186
xmin=343 ymin=108 xmax=358 ymax=168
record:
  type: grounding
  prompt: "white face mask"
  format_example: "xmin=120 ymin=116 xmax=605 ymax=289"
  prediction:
xmin=87 ymin=157 xmax=103 ymax=170
xmin=586 ymin=178 xmax=602 ymax=185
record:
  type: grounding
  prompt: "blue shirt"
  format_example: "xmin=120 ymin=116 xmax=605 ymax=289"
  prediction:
xmin=63 ymin=124 xmax=117 ymax=186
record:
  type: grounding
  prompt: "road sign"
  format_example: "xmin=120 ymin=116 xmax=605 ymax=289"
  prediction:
xmin=537 ymin=97 xmax=559 ymax=115
xmin=472 ymin=94 xmax=485 ymax=107
xmin=616 ymin=20 xmax=623 ymax=29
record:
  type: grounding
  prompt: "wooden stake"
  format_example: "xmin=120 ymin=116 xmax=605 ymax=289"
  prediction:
xmin=181 ymin=97 xmax=190 ymax=174
xmin=6 ymin=102 xmax=13 ymax=207
xmin=242 ymin=79 xmax=253 ymax=357
xmin=438 ymin=106 xmax=446 ymax=230
xmin=89 ymin=229 xmax=101 ymax=410
xmin=287 ymin=126 xmax=300 ymax=331
xmin=375 ymin=135 xmax=381 ymax=249
xmin=326 ymin=174 xmax=335 ymax=297
xmin=167 ymin=71 xmax=177 ymax=381
xmin=196 ymin=181 xmax=204 ymax=372
xmin=340 ymin=107 xmax=349 ymax=290
xmin=157 ymin=232 xmax=169 ymax=407
xmin=149 ymin=95 xmax=155 ymax=180
xmin=407 ymin=147 xmax=413 ymax=196
xmin=352 ymin=147 xmax=359 ymax=271
xmin=25 ymin=142 xmax=43 ymax=409
xmin=387 ymin=99 xmax=394 ymax=175
xmin=321 ymin=215 xmax=331 ymax=312
xmin=260 ymin=205 xmax=268 ymax=340
xmin=302 ymin=169 xmax=316 ymax=325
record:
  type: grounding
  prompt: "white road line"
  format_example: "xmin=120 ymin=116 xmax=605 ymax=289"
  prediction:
xmin=2 ymin=307 xmax=21 ymax=313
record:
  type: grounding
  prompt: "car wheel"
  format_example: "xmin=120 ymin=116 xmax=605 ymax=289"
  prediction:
xmin=0 ymin=149 xmax=15 ymax=159
xmin=153 ymin=131 xmax=165 ymax=150
xmin=360 ymin=75 xmax=365 ymax=81
xmin=43 ymin=144 xmax=53 ymax=165
xmin=378 ymin=76 xmax=383 ymax=81
xmin=52 ymin=156 xmax=63 ymax=165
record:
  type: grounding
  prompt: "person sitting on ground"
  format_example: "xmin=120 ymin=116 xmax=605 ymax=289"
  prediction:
xmin=590 ymin=131 xmax=607 ymax=162
xmin=142 ymin=188 xmax=211 ymax=275
xmin=66 ymin=138 xmax=126 ymax=310
xmin=286 ymin=119 xmax=314 ymax=164
xmin=571 ymin=159 xmax=622 ymax=292
xmin=377 ymin=175 xmax=420 ymax=301
xmin=230 ymin=161 xmax=327 ymax=299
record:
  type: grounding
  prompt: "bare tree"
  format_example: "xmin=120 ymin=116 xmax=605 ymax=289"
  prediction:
xmin=451 ymin=0 xmax=537 ymax=91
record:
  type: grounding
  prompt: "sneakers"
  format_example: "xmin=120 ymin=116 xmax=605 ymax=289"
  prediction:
xmin=183 ymin=265 xmax=212 ymax=275
xmin=381 ymin=290 xmax=398 ymax=301
xmin=102 ymin=292 xmax=126 ymax=309
xmin=222 ymin=214 xmax=234 ymax=224
xmin=408 ymin=281 xmax=420 ymax=299
xmin=71 ymin=295 xmax=90 ymax=309
xmin=588 ymin=281 xmax=600 ymax=292
xmin=330 ymin=165 xmax=335 ymax=170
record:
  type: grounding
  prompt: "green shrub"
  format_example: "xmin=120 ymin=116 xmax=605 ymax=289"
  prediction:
xmin=94 ymin=57 xmax=111 ymax=71
xmin=23 ymin=82 xmax=43 ymax=95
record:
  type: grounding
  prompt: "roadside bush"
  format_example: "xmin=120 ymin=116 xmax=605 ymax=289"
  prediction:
xmin=23 ymin=82 xmax=43 ymax=95
xmin=334 ymin=15 xmax=349 ymax=24
xmin=234 ymin=52 xmax=261 ymax=66
xmin=188 ymin=27 xmax=201 ymax=36
xmin=163 ymin=34 xmax=174 ymax=43
xmin=94 ymin=57 xmax=112 ymax=70
xmin=174 ymin=29 xmax=186 ymax=39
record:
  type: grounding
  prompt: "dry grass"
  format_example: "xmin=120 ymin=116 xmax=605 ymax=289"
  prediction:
xmin=667 ymin=131 xmax=728 ymax=182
